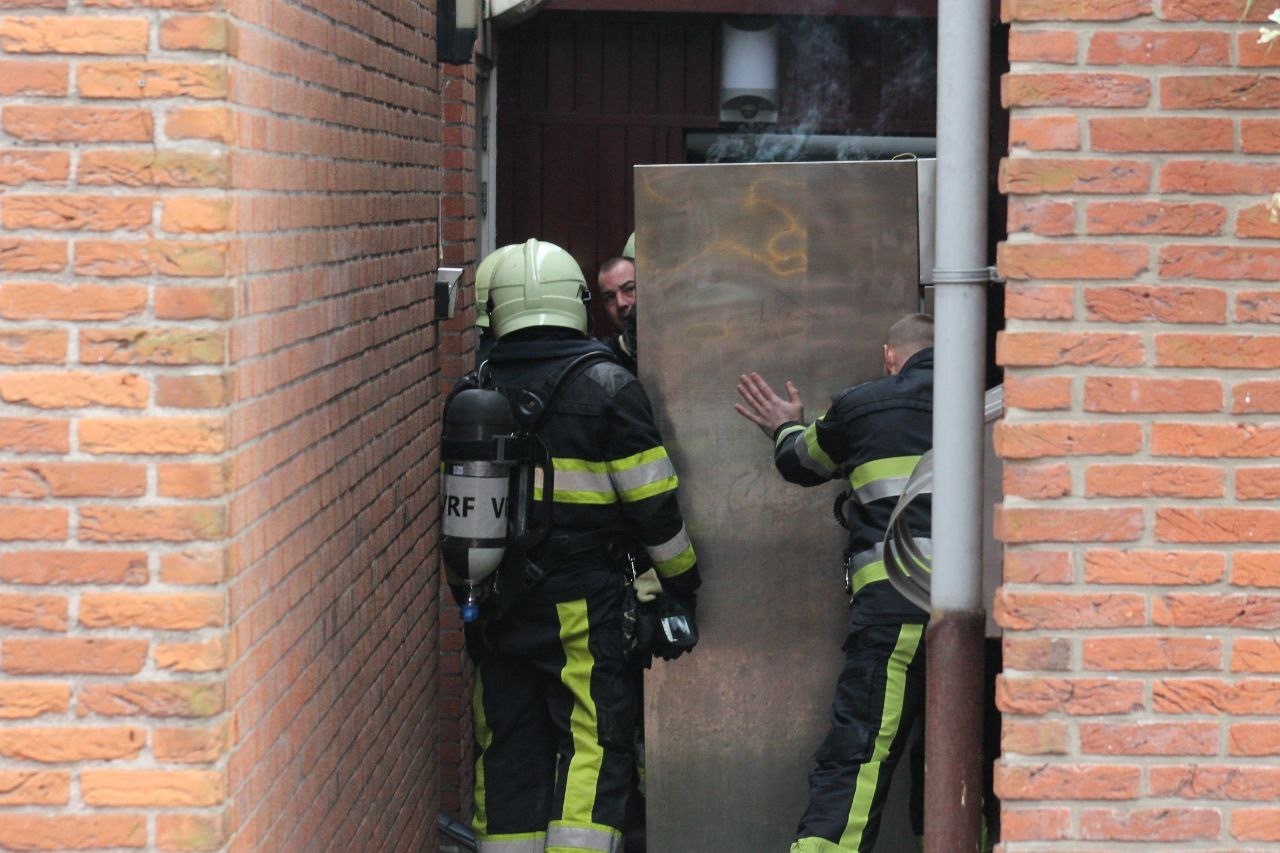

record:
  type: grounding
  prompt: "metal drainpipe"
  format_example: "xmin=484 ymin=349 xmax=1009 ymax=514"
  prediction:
xmin=927 ymin=0 xmax=990 ymax=845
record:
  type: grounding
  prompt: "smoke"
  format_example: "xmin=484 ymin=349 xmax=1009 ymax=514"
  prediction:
xmin=784 ymin=16 xmax=853 ymax=138
xmin=707 ymin=16 xmax=848 ymax=164
xmin=868 ymin=20 xmax=936 ymax=137
xmin=704 ymin=15 xmax=937 ymax=165
xmin=705 ymin=131 xmax=806 ymax=164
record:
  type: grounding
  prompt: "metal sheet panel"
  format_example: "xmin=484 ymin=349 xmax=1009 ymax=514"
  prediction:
xmin=636 ymin=160 xmax=921 ymax=852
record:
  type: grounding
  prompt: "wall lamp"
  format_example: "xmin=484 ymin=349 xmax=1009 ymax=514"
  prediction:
xmin=438 ymin=0 xmax=480 ymax=64
xmin=721 ymin=17 xmax=779 ymax=124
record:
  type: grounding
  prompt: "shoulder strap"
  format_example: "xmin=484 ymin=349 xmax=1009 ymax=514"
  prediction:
xmin=507 ymin=350 xmax=617 ymax=431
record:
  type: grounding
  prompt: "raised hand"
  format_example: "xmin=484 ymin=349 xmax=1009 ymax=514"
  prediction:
xmin=734 ymin=372 xmax=804 ymax=438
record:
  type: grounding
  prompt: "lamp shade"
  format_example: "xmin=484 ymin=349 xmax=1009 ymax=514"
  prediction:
xmin=438 ymin=0 xmax=478 ymax=64
xmin=720 ymin=18 xmax=778 ymax=123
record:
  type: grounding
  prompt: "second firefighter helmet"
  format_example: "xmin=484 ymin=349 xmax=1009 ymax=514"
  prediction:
xmin=489 ymin=238 xmax=589 ymax=338
xmin=473 ymin=244 xmax=518 ymax=330
xmin=622 ymin=231 xmax=636 ymax=260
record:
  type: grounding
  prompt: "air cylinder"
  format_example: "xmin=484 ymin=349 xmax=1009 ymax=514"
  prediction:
xmin=441 ymin=388 xmax=517 ymax=621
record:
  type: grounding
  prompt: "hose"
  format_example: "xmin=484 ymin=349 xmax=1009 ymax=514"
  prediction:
xmin=883 ymin=385 xmax=1003 ymax=611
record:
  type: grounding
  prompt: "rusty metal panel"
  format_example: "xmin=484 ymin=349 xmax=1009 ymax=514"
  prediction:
xmin=636 ymin=160 xmax=921 ymax=852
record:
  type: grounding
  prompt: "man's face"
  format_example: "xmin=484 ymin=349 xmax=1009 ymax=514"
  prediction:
xmin=597 ymin=260 xmax=637 ymax=333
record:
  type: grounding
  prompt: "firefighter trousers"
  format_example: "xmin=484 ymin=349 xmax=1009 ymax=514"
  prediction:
xmin=792 ymin=621 xmax=927 ymax=852
xmin=471 ymin=572 xmax=635 ymax=853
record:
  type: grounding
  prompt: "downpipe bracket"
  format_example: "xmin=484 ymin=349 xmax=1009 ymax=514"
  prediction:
xmin=931 ymin=265 xmax=1002 ymax=285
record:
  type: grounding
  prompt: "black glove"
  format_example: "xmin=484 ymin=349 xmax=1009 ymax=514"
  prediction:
xmin=651 ymin=595 xmax=698 ymax=661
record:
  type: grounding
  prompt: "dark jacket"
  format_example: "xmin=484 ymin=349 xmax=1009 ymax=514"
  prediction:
xmin=605 ymin=331 xmax=637 ymax=375
xmin=772 ymin=348 xmax=933 ymax=625
xmin=481 ymin=334 xmax=699 ymax=598
xmin=605 ymin=312 xmax=638 ymax=375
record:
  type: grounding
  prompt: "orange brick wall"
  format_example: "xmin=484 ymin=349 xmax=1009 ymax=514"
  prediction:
xmin=0 ymin=0 xmax=476 ymax=849
xmin=998 ymin=0 xmax=1280 ymax=846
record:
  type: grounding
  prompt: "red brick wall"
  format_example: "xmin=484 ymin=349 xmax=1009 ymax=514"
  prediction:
xmin=439 ymin=59 xmax=481 ymax=823
xmin=998 ymin=0 xmax=1280 ymax=846
xmin=0 ymin=0 xmax=476 ymax=849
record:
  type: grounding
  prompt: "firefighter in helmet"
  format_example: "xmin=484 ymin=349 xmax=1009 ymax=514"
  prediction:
xmin=452 ymin=238 xmax=700 ymax=852
xmin=473 ymin=244 xmax=519 ymax=367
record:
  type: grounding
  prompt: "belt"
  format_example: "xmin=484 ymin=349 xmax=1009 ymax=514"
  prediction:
xmin=521 ymin=529 xmax=637 ymax=584
xmin=534 ymin=530 xmax=617 ymax=562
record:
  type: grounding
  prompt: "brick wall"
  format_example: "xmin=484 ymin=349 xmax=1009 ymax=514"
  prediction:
xmin=998 ymin=0 xmax=1280 ymax=846
xmin=0 ymin=0 xmax=475 ymax=849
xmin=438 ymin=59 xmax=480 ymax=824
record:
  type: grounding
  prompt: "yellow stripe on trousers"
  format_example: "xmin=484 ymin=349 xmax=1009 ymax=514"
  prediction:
xmin=472 ymin=677 xmax=492 ymax=835
xmin=837 ymin=623 xmax=923 ymax=851
xmin=556 ymin=599 xmax=603 ymax=827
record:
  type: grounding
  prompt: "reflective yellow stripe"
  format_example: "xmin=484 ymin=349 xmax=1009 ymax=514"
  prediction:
xmin=557 ymin=599 xmax=602 ymax=826
xmin=536 ymin=450 xmax=681 ymax=504
xmin=647 ymin=524 xmax=695 ymax=578
xmin=837 ymin=624 xmax=923 ymax=850
xmin=654 ymin=544 xmax=696 ymax=579
xmin=774 ymin=423 xmax=805 ymax=447
xmin=537 ymin=459 xmax=616 ymax=505
xmin=791 ymin=837 xmax=851 ymax=852
xmin=472 ymin=677 xmax=491 ymax=836
xmin=801 ymin=422 xmax=837 ymax=473
xmin=850 ymin=559 xmax=888 ymax=593
xmin=546 ymin=821 xmax=623 ymax=852
xmin=609 ymin=447 xmax=679 ymax=502
xmin=476 ymin=833 xmax=546 ymax=852
xmin=617 ymin=476 xmax=678 ymax=502
xmin=608 ymin=446 xmax=668 ymax=471
xmin=849 ymin=455 xmax=922 ymax=491
xmin=535 ymin=486 xmax=618 ymax=505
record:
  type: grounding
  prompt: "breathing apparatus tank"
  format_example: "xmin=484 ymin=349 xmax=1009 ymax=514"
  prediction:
xmin=441 ymin=388 xmax=515 ymax=622
xmin=441 ymin=383 xmax=552 ymax=622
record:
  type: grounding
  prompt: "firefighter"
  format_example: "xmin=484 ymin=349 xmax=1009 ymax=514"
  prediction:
xmin=734 ymin=313 xmax=934 ymax=852
xmin=454 ymin=238 xmax=700 ymax=853
xmin=473 ymin=244 xmax=518 ymax=367
xmin=597 ymin=232 xmax=637 ymax=373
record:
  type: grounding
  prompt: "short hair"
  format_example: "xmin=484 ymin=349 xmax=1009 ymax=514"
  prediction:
xmin=887 ymin=313 xmax=934 ymax=355
xmin=597 ymin=256 xmax=634 ymax=280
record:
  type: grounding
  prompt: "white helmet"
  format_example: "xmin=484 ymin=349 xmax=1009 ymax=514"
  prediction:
xmin=489 ymin=239 xmax=589 ymax=339
xmin=474 ymin=244 xmax=519 ymax=329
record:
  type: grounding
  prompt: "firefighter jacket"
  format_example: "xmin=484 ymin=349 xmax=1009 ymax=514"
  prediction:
xmin=605 ymin=330 xmax=637 ymax=376
xmin=605 ymin=311 xmax=638 ymax=375
xmin=772 ymin=347 xmax=933 ymax=625
xmin=483 ymin=334 xmax=699 ymax=599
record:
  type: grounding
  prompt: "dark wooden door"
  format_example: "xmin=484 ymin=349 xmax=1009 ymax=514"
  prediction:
xmin=496 ymin=11 xmax=721 ymax=307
